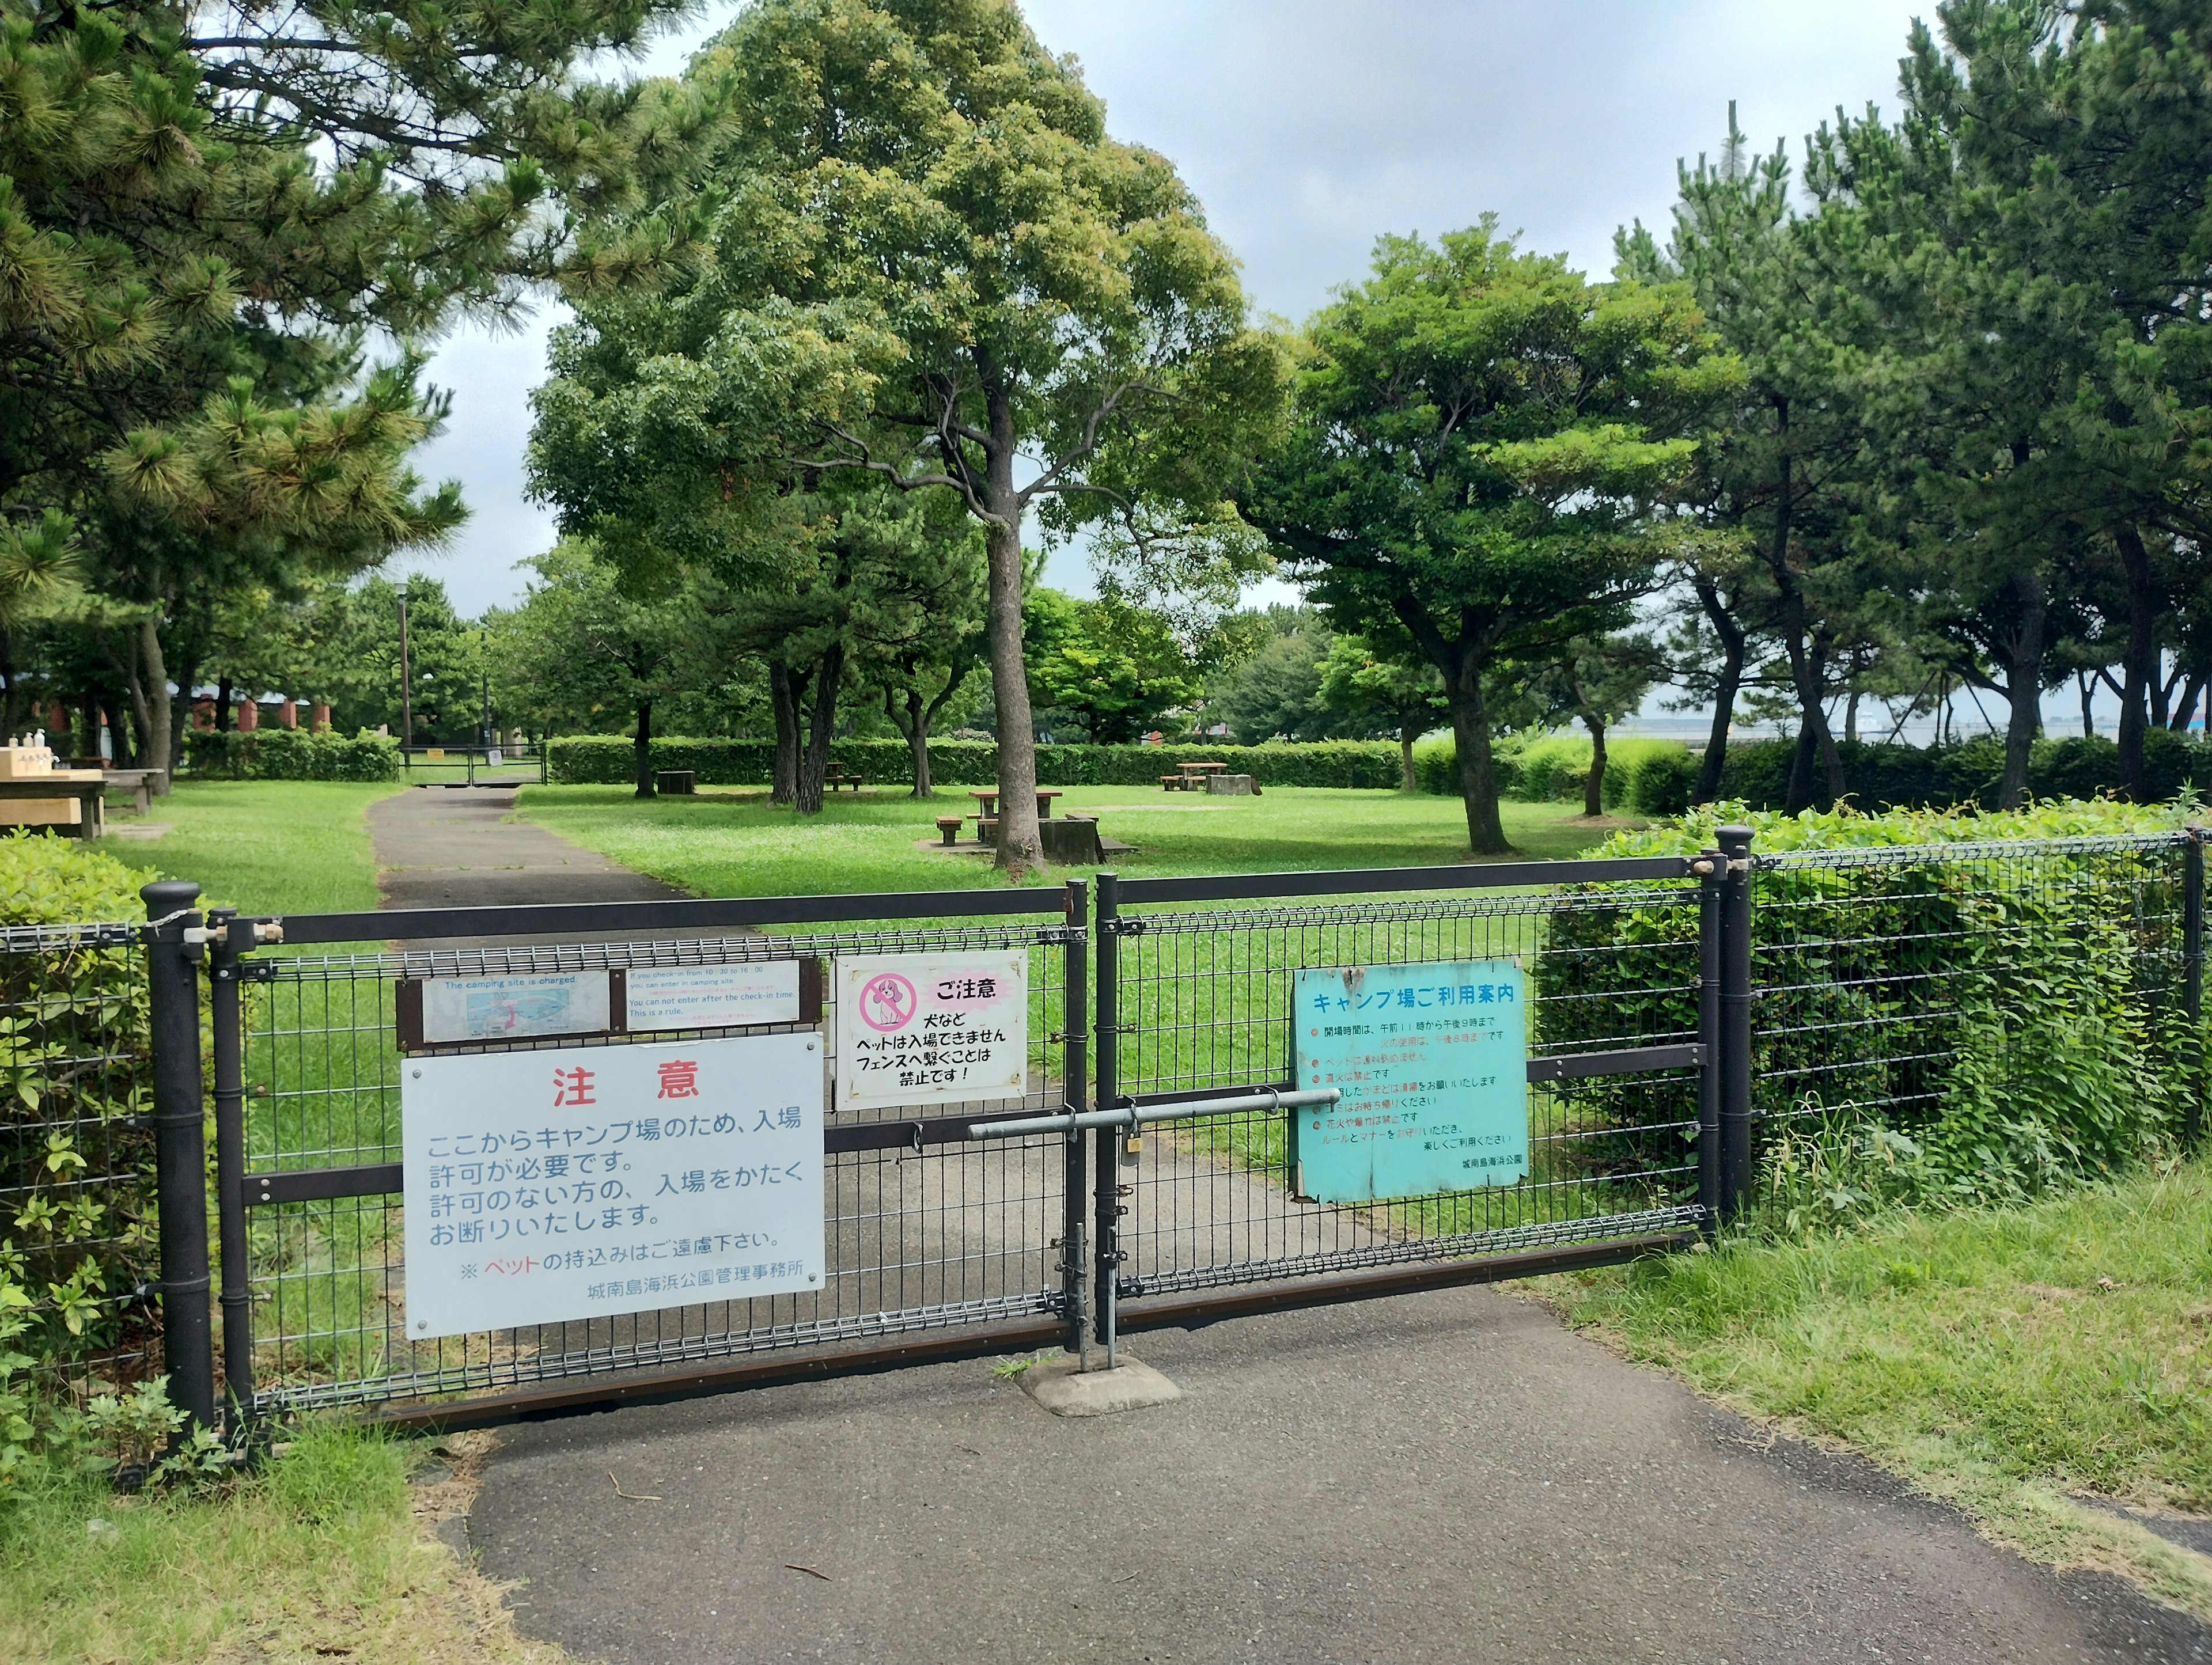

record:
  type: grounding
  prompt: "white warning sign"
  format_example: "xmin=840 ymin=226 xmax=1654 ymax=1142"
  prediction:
xmin=835 ymin=950 xmax=1028 ymax=1112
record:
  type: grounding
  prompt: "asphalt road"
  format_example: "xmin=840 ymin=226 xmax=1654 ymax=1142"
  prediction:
xmin=464 ymin=1283 xmax=2210 ymax=1665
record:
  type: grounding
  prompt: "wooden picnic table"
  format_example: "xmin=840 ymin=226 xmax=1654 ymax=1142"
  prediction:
xmin=967 ymin=788 xmax=1062 ymax=818
xmin=100 ymin=768 xmax=164 ymax=816
xmin=0 ymin=772 xmax=109 ymax=837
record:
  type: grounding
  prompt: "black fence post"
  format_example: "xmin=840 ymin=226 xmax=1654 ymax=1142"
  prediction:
xmin=207 ymin=909 xmax=255 ymax=1429
xmin=1059 ymin=879 xmax=1090 ymax=1364
xmin=1092 ymin=870 xmax=1123 ymax=1369
xmin=1696 ymin=847 xmax=1725 ymax=1234
xmin=1715 ymin=825 xmax=1756 ymax=1222
xmin=2186 ymin=829 xmax=2205 ymax=1149
xmin=142 ymin=879 xmax=216 ymax=1432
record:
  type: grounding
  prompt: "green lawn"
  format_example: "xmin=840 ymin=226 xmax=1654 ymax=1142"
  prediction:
xmin=1539 ymin=1160 xmax=2212 ymax=1620
xmin=514 ymin=782 xmax=1632 ymax=898
xmin=123 ymin=779 xmax=405 ymax=916
xmin=0 ymin=1428 xmax=558 ymax=1665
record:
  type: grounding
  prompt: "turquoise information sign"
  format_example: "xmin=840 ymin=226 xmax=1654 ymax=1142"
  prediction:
xmin=1290 ymin=959 xmax=1529 ymax=1203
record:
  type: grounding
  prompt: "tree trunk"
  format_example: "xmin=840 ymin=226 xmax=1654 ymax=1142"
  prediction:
xmin=633 ymin=697 xmax=656 ymax=798
xmin=1844 ymin=685 xmax=1860 ymax=746
xmin=2115 ymin=522 xmax=2160 ymax=798
xmin=2078 ymin=670 xmax=2096 ymax=738
xmin=1446 ymin=662 xmax=1509 ymax=855
xmin=2173 ymin=672 xmax=2207 ymax=735
xmin=215 ymin=677 xmax=235 ymax=732
xmin=0 ymin=626 xmax=18 ymax=738
xmin=793 ymin=643 xmax=842 ymax=816
xmin=137 ymin=618 xmax=173 ymax=791
xmin=1691 ymin=577 xmax=1745 ymax=805
xmin=899 ymin=688 xmax=934 ymax=797
xmin=1997 ymin=569 xmax=2046 ymax=809
xmin=1583 ymin=715 xmax=1607 ymax=817
xmin=1398 ymin=725 xmax=1417 ymax=792
xmin=769 ymin=662 xmax=798 ymax=805
xmin=980 ymin=401 xmax=1043 ymax=871
xmin=1781 ymin=632 xmax=1842 ymax=813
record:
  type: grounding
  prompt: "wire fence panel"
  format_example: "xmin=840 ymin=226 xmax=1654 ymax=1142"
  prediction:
xmin=238 ymin=921 xmax=1080 ymax=1413
xmin=0 ymin=923 xmax=158 ymax=1395
xmin=1749 ymin=833 xmax=2195 ymax=1198
xmin=1105 ymin=882 xmax=1709 ymax=1306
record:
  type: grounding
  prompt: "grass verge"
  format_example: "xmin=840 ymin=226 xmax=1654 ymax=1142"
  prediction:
xmin=1536 ymin=1159 xmax=2212 ymax=1618
xmin=0 ymin=1425 xmax=562 ymax=1664
xmin=127 ymin=780 xmax=406 ymax=915
xmin=515 ymin=783 xmax=1633 ymax=898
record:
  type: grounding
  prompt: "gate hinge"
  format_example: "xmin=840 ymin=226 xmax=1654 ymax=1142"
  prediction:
xmin=238 ymin=958 xmax=279 ymax=982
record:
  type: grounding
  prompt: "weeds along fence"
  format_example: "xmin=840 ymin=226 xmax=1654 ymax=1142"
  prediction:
xmin=12 ymin=826 xmax=2205 ymax=1433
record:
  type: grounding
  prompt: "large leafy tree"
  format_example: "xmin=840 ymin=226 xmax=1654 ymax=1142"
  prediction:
xmin=486 ymin=545 xmax=689 ymax=792
xmin=1317 ymin=631 xmax=1450 ymax=790
xmin=1246 ymin=223 xmax=1737 ymax=854
xmin=1204 ymin=610 xmax=1336 ymax=746
xmin=1618 ymin=108 xmax=1874 ymax=812
xmin=1023 ymin=589 xmax=1207 ymax=744
xmin=3 ymin=0 xmax=715 ymax=773
xmin=531 ymin=0 xmax=1284 ymax=869
xmin=1816 ymin=0 xmax=2212 ymax=802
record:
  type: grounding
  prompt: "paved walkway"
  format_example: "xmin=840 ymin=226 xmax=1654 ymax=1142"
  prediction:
xmin=380 ymin=791 xmax=2210 ymax=1663
xmin=370 ymin=782 xmax=685 ymax=915
xmin=468 ymin=1290 xmax=2207 ymax=1665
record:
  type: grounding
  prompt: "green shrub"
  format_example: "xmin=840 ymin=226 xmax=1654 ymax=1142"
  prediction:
xmin=546 ymin=735 xmax=1408 ymax=789
xmin=0 ymin=839 xmax=161 ymax=1459
xmin=1626 ymin=747 xmax=1700 ymax=816
xmin=1537 ymin=799 xmax=2195 ymax=1221
xmin=183 ymin=729 xmax=399 ymax=782
xmin=1414 ymin=733 xmax=1695 ymax=806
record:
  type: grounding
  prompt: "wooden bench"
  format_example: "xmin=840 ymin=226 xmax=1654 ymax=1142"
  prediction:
xmin=826 ymin=770 xmax=867 ymax=792
xmin=972 ymin=815 xmax=999 ymax=845
xmin=653 ymin=769 xmax=696 ymax=795
xmin=1160 ymin=773 xmax=1187 ymax=791
xmin=99 ymin=768 xmax=164 ymax=815
xmin=0 ymin=774 xmax=108 ymax=838
xmin=935 ymin=815 xmax=965 ymax=846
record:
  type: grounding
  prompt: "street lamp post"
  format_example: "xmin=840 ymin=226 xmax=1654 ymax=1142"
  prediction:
xmin=396 ymin=584 xmax=413 ymax=748
xmin=479 ymin=627 xmax=493 ymax=748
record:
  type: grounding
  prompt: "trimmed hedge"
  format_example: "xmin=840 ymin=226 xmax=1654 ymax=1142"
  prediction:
xmin=547 ymin=735 xmax=1407 ymax=790
xmin=183 ymin=728 xmax=400 ymax=782
xmin=1715 ymin=730 xmax=2206 ymax=811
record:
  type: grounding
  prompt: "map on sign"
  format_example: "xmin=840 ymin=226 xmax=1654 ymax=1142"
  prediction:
xmin=419 ymin=970 xmax=611 ymax=1045
xmin=1290 ymin=959 xmax=1529 ymax=1204
xmin=835 ymin=951 xmax=1028 ymax=1112
xmin=402 ymin=1031 xmax=824 ymax=1338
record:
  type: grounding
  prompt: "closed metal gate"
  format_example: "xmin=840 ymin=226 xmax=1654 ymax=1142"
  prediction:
xmin=138 ymin=844 xmax=1769 ymax=1433
xmin=204 ymin=886 xmax=1091 ymax=1424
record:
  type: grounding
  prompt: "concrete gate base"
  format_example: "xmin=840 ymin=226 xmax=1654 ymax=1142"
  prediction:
xmin=1020 ymin=1353 xmax=1182 ymax=1417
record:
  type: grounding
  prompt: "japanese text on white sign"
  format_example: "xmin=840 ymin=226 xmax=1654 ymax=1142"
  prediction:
xmin=402 ymin=1032 xmax=824 ymax=1338
xmin=835 ymin=951 xmax=1028 ymax=1112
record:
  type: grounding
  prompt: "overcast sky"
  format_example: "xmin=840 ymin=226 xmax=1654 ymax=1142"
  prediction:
xmin=397 ymin=0 xmax=1932 ymax=616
